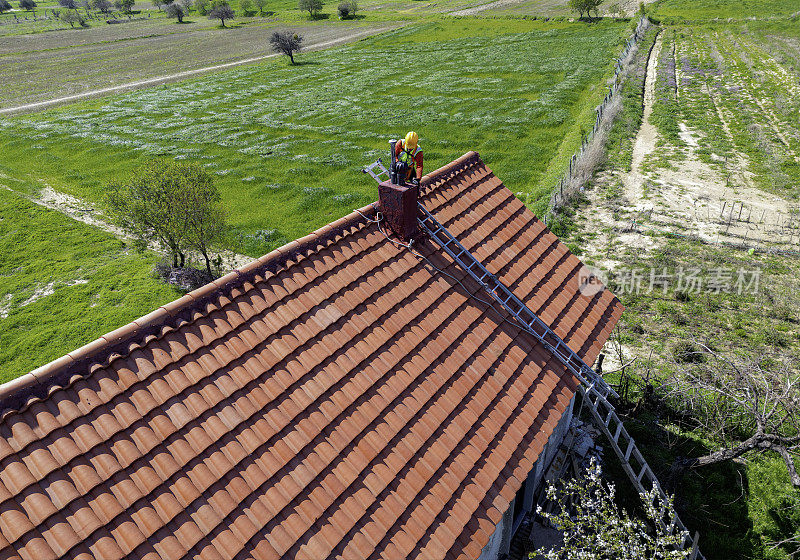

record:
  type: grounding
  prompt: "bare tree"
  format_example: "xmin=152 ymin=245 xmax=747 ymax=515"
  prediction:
xmin=207 ymin=0 xmax=233 ymax=25
xmin=662 ymin=344 xmax=800 ymax=488
xmin=253 ymin=0 xmax=265 ymax=15
xmin=152 ymin=0 xmax=164 ymax=10
xmin=269 ymin=30 xmax=303 ymax=64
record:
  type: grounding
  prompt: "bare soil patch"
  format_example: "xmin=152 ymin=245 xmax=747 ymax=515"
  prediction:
xmin=579 ymin=32 xmax=798 ymax=272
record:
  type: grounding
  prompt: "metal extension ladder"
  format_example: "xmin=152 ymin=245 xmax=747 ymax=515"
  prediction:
xmin=416 ymin=204 xmax=618 ymax=401
xmin=417 ymin=205 xmax=704 ymax=559
xmin=579 ymin=384 xmax=704 ymax=559
xmin=360 ymin=158 xmax=703 ymax=557
xmin=362 ymin=158 xmax=391 ymax=183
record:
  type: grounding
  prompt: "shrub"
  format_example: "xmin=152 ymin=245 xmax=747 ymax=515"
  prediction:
xmin=675 ymin=290 xmax=691 ymax=302
xmin=0 ymin=0 xmax=11 ymax=11
xmin=673 ymin=340 xmax=706 ymax=363
xmin=19 ymin=0 xmax=36 ymax=11
xmin=337 ymin=0 xmax=354 ymax=17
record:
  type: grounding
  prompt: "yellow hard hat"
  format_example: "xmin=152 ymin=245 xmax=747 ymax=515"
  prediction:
xmin=404 ymin=131 xmax=418 ymax=151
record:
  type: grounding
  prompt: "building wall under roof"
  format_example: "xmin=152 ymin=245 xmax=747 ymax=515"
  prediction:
xmin=477 ymin=396 xmax=575 ymax=560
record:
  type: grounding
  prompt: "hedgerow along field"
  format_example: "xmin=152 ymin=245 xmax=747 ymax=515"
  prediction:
xmin=0 ymin=18 xmax=630 ymax=258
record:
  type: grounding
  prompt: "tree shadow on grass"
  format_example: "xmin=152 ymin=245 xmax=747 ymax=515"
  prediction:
xmin=291 ymin=60 xmax=320 ymax=66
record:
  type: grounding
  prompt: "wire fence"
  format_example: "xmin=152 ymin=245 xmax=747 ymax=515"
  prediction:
xmin=547 ymin=15 xmax=652 ymax=214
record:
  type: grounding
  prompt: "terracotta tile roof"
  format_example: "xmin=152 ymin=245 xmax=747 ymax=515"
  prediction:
xmin=0 ymin=151 xmax=622 ymax=560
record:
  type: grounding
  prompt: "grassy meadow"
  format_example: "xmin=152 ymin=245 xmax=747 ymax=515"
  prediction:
xmin=0 ymin=186 xmax=180 ymax=380
xmin=0 ymin=18 xmax=630 ymax=255
xmin=652 ymin=0 xmax=800 ymax=22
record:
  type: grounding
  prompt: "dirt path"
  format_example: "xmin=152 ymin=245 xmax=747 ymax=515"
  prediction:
xmin=0 ymin=26 xmax=394 ymax=116
xmin=624 ymin=31 xmax=662 ymax=206
xmin=578 ymin=30 xmax=798 ymax=270
xmin=451 ymin=0 xmax=656 ymax=17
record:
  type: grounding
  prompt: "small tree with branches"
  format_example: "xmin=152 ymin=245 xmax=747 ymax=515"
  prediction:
xmin=106 ymin=160 xmax=226 ymax=273
xmin=661 ymin=345 xmax=800 ymax=489
xmin=533 ymin=458 xmax=691 ymax=560
xmin=61 ymin=9 xmax=84 ymax=26
xmin=298 ymin=0 xmax=321 ymax=18
xmin=207 ymin=0 xmax=233 ymax=25
xmin=166 ymin=1 xmax=187 ymax=21
xmin=568 ymin=0 xmax=602 ymax=19
xmin=90 ymin=0 xmax=110 ymax=12
xmin=269 ymin=29 xmax=303 ymax=64
xmin=253 ymin=0 xmax=266 ymax=15
xmin=0 ymin=0 xmax=12 ymax=11
xmin=115 ymin=0 xmax=134 ymax=13
xmin=20 ymin=0 xmax=37 ymax=13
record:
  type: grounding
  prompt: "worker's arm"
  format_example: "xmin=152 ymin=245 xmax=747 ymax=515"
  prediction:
xmin=415 ymin=151 xmax=423 ymax=180
xmin=395 ymin=141 xmax=403 ymax=157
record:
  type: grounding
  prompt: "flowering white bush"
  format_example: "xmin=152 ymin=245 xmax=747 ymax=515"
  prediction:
xmin=532 ymin=459 xmax=691 ymax=560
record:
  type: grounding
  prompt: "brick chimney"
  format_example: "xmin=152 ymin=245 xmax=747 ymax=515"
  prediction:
xmin=378 ymin=180 xmax=418 ymax=242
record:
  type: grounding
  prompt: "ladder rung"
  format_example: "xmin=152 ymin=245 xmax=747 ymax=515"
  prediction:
xmin=624 ymin=439 xmax=634 ymax=461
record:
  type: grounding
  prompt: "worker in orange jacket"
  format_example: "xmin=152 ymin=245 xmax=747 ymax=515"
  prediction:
xmin=395 ymin=131 xmax=423 ymax=186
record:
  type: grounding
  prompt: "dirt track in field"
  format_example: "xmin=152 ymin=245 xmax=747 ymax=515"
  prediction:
xmin=577 ymin=29 xmax=797 ymax=271
xmin=0 ymin=23 xmax=399 ymax=114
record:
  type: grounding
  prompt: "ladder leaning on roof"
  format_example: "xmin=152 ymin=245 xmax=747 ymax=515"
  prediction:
xmin=416 ymin=204 xmax=705 ymax=560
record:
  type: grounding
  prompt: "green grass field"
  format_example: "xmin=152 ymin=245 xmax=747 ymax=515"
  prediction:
xmin=0 ymin=18 xmax=629 ymax=255
xmin=652 ymin=0 xmax=800 ymax=21
xmin=0 ymin=186 xmax=180 ymax=380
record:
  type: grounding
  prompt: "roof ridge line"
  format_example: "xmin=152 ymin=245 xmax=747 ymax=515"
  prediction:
xmin=0 ymin=150 xmax=484 ymax=419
